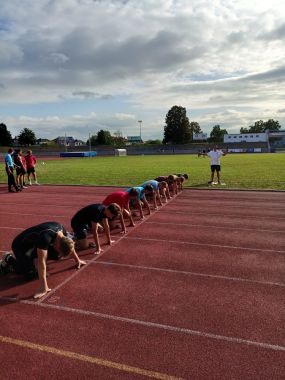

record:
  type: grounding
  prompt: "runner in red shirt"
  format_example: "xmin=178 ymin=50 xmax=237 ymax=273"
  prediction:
xmin=103 ymin=188 xmax=138 ymax=233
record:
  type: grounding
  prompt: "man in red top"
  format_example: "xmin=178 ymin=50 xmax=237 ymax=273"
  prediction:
xmin=25 ymin=150 xmax=39 ymax=185
xmin=103 ymin=188 xmax=138 ymax=233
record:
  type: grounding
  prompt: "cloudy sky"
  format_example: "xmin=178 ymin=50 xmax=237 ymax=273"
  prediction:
xmin=1 ymin=0 xmax=285 ymax=141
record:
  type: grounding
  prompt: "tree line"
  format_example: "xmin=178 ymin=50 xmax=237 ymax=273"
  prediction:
xmin=163 ymin=105 xmax=281 ymax=144
xmin=0 ymin=108 xmax=282 ymax=147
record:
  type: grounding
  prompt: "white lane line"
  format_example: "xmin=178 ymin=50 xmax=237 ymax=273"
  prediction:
xmin=92 ymin=261 xmax=285 ymax=288
xmin=1 ymin=202 xmax=88 ymax=209
xmin=1 ymin=296 xmax=284 ymax=352
xmin=126 ymin=236 xmax=285 ymax=254
xmin=159 ymin=210 xmax=285 ymax=220
xmin=0 ymin=212 xmax=69 ymax=218
xmin=165 ymin=202 xmax=285 ymax=211
xmin=145 ymin=221 xmax=285 ymax=234
xmin=0 ymin=227 xmax=24 ymax=230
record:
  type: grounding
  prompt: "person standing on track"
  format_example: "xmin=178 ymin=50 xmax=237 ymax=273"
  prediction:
xmin=14 ymin=149 xmax=27 ymax=190
xmin=71 ymin=203 xmax=121 ymax=254
xmin=206 ymin=145 xmax=228 ymax=185
xmin=4 ymin=147 xmax=19 ymax=193
xmin=25 ymin=150 xmax=40 ymax=185
xmin=0 ymin=222 xmax=86 ymax=299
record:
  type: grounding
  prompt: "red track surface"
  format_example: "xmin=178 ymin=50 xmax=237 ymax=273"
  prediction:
xmin=1 ymin=185 xmax=284 ymax=379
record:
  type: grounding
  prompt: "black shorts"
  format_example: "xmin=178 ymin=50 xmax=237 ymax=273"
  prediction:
xmin=16 ymin=168 xmax=26 ymax=175
xmin=12 ymin=242 xmax=59 ymax=275
xmin=211 ymin=165 xmax=221 ymax=172
xmin=71 ymin=223 xmax=88 ymax=240
xmin=27 ymin=167 xmax=35 ymax=174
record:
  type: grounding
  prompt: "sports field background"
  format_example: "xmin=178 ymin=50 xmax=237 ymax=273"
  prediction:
xmin=1 ymin=153 xmax=285 ymax=190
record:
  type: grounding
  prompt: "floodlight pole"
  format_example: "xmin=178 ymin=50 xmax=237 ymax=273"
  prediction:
xmin=89 ymin=132 xmax=91 ymax=152
xmin=138 ymin=120 xmax=142 ymax=142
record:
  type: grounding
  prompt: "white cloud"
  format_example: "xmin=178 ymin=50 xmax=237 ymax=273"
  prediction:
xmin=0 ymin=0 xmax=285 ymax=139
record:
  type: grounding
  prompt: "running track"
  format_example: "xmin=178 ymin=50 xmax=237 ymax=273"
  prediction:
xmin=0 ymin=184 xmax=284 ymax=379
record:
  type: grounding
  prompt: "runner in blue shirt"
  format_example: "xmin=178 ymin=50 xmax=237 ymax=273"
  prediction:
xmin=127 ymin=185 xmax=153 ymax=219
xmin=140 ymin=180 xmax=165 ymax=210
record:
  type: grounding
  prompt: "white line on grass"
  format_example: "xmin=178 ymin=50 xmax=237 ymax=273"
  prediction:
xmin=126 ymin=237 xmax=285 ymax=254
xmin=1 ymin=296 xmax=284 ymax=353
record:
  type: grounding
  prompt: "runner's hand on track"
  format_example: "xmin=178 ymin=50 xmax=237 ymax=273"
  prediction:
xmin=76 ymin=260 xmax=86 ymax=269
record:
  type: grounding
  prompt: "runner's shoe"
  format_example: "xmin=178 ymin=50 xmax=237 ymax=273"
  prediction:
xmin=1 ymin=253 xmax=16 ymax=273
xmin=0 ymin=260 xmax=8 ymax=275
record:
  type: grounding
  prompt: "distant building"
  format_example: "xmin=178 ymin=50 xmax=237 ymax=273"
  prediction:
xmin=193 ymin=133 xmax=207 ymax=141
xmin=54 ymin=136 xmax=75 ymax=146
xmin=268 ymin=130 xmax=285 ymax=149
xmin=36 ymin=138 xmax=51 ymax=145
xmin=74 ymin=139 xmax=85 ymax=146
xmin=127 ymin=136 xmax=143 ymax=145
xmin=54 ymin=137 xmax=85 ymax=146
xmin=224 ymin=133 xmax=268 ymax=143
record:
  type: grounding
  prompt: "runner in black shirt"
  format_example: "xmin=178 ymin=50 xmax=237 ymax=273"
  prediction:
xmin=71 ymin=203 xmax=121 ymax=254
xmin=1 ymin=222 xmax=86 ymax=299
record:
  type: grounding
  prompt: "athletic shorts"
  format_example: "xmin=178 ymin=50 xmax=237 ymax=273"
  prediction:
xmin=27 ymin=167 xmax=35 ymax=174
xmin=211 ymin=165 xmax=221 ymax=172
xmin=16 ymin=168 xmax=26 ymax=175
xmin=72 ymin=225 xmax=88 ymax=240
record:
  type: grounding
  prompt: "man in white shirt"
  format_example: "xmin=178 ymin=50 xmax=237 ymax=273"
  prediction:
xmin=207 ymin=145 xmax=227 ymax=185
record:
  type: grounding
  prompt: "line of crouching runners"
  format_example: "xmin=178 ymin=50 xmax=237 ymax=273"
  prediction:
xmin=0 ymin=173 xmax=188 ymax=299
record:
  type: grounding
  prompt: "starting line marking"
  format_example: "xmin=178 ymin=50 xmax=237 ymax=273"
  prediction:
xmin=0 ymin=335 xmax=182 ymax=380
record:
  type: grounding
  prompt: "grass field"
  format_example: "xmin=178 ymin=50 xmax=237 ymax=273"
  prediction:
xmin=1 ymin=153 xmax=285 ymax=190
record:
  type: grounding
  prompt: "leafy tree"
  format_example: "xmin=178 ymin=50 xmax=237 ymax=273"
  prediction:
xmin=95 ymin=129 xmax=113 ymax=145
xmin=189 ymin=121 xmax=202 ymax=136
xmin=145 ymin=139 xmax=162 ymax=145
xmin=247 ymin=120 xmax=265 ymax=133
xmin=263 ymin=119 xmax=281 ymax=131
xmin=209 ymin=125 xmax=228 ymax=142
xmin=0 ymin=123 xmax=13 ymax=146
xmin=18 ymin=128 xmax=36 ymax=146
xmin=112 ymin=136 xmax=127 ymax=147
xmin=163 ymin=106 xmax=191 ymax=144
xmin=87 ymin=135 xmax=97 ymax=146
xmin=241 ymin=119 xmax=281 ymax=134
